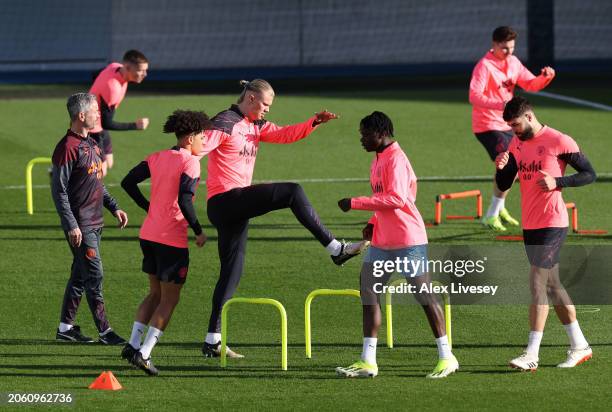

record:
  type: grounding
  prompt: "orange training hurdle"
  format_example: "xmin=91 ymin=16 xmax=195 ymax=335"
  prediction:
xmin=434 ymin=190 xmax=482 ymax=225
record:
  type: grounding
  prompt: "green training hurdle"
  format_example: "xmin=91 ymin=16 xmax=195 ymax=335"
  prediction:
xmin=385 ymin=279 xmax=452 ymax=349
xmin=305 ymin=288 xmax=361 ymax=358
xmin=220 ymin=297 xmax=288 ymax=370
xmin=26 ymin=157 xmax=52 ymax=215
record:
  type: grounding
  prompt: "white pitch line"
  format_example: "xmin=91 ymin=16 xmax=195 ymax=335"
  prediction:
xmin=4 ymin=173 xmax=612 ymax=190
xmin=526 ymin=91 xmax=612 ymax=111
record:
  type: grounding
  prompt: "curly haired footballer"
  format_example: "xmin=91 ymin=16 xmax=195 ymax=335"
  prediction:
xmin=163 ymin=110 xmax=212 ymax=138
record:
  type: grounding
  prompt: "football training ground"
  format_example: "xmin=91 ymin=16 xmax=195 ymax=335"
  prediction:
xmin=0 ymin=82 xmax=610 ymax=410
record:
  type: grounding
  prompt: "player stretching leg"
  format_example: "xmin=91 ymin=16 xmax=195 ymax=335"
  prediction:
xmin=199 ymin=79 xmax=369 ymax=358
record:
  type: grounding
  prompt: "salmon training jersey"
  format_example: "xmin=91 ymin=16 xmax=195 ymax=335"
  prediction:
xmin=469 ymin=51 xmax=554 ymax=133
xmin=139 ymin=148 xmax=201 ymax=248
xmin=507 ymin=126 xmax=580 ymax=230
xmin=199 ymin=105 xmax=319 ymax=200
xmin=89 ymin=63 xmax=128 ymax=134
xmin=350 ymin=142 xmax=428 ymax=249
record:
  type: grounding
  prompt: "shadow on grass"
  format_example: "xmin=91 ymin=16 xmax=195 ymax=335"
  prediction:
xmin=0 ymin=236 xmax=335 ymax=242
xmin=0 ymin=364 xmax=134 ymax=371
xmin=427 ymin=231 xmax=495 ymax=242
xmin=0 ymin=222 xmax=366 ymax=232
xmin=0 ymin=339 xmax=112 ymax=346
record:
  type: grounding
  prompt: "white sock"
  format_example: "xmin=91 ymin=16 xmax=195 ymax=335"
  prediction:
xmin=435 ymin=335 xmax=452 ymax=360
xmin=205 ymin=332 xmax=222 ymax=345
xmin=563 ymin=320 xmax=589 ymax=350
xmin=526 ymin=331 xmax=543 ymax=357
xmin=140 ymin=327 xmax=163 ymax=359
xmin=485 ymin=196 xmax=505 ymax=218
xmin=58 ymin=322 xmax=73 ymax=333
xmin=325 ymin=239 xmax=342 ymax=256
xmin=129 ymin=321 xmax=146 ymax=349
xmin=361 ymin=337 xmax=377 ymax=365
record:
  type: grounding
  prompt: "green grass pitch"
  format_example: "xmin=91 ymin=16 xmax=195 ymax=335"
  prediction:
xmin=0 ymin=84 xmax=610 ymax=410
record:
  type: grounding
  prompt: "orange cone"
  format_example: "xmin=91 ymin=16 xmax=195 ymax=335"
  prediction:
xmin=88 ymin=371 xmax=123 ymax=390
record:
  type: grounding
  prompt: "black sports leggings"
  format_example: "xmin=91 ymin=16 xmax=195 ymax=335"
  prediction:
xmin=206 ymin=183 xmax=334 ymax=333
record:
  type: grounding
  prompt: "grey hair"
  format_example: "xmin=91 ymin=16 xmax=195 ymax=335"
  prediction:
xmin=66 ymin=93 xmax=97 ymax=121
xmin=237 ymin=79 xmax=274 ymax=103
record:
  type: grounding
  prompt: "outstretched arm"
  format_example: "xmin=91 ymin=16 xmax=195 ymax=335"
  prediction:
xmin=259 ymin=110 xmax=338 ymax=144
xmin=517 ymin=65 xmax=555 ymax=92
xmin=350 ymin=158 xmax=409 ymax=211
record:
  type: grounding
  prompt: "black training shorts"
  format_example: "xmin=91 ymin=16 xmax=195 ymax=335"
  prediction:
xmin=523 ymin=227 xmax=568 ymax=269
xmin=474 ymin=130 xmax=514 ymax=161
xmin=139 ymin=239 xmax=189 ymax=284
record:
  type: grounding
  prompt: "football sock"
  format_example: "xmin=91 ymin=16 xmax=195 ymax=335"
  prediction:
xmin=58 ymin=322 xmax=73 ymax=333
xmin=140 ymin=327 xmax=163 ymax=359
xmin=526 ymin=331 xmax=543 ymax=356
xmin=563 ymin=320 xmax=589 ymax=350
xmin=361 ymin=337 xmax=377 ymax=365
xmin=205 ymin=332 xmax=222 ymax=345
xmin=485 ymin=196 xmax=505 ymax=218
xmin=129 ymin=321 xmax=146 ymax=349
xmin=435 ymin=335 xmax=452 ymax=360
xmin=326 ymin=239 xmax=342 ymax=256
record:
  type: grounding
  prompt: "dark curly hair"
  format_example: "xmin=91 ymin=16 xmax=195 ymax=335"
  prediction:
xmin=360 ymin=111 xmax=394 ymax=137
xmin=503 ymin=96 xmax=533 ymax=121
xmin=163 ymin=110 xmax=211 ymax=138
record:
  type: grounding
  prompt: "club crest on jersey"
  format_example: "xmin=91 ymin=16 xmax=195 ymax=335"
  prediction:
xmin=501 ymin=79 xmax=514 ymax=92
xmin=537 ymin=146 xmax=546 ymax=156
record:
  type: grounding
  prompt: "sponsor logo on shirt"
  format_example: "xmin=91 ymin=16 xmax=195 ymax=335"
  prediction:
xmin=87 ymin=160 xmax=103 ymax=179
xmin=239 ymin=143 xmax=258 ymax=162
xmin=518 ymin=160 xmax=542 ymax=181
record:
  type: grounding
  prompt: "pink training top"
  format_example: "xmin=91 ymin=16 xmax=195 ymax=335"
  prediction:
xmin=350 ymin=142 xmax=428 ymax=249
xmin=508 ymin=126 xmax=579 ymax=230
xmin=198 ymin=105 xmax=319 ymax=200
xmin=469 ymin=51 xmax=554 ymax=133
xmin=89 ymin=63 xmax=128 ymax=133
xmin=139 ymin=148 xmax=200 ymax=248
